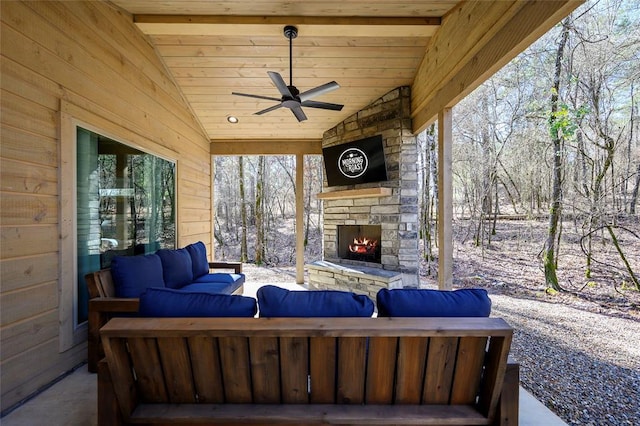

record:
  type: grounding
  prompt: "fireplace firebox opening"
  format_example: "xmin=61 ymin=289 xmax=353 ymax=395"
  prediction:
xmin=337 ymin=225 xmax=382 ymax=264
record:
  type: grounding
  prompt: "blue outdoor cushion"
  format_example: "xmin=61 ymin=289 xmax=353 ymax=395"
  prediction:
xmin=376 ymin=288 xmax=491 ymax=317
xmin=257 ymin=285 xmax=375 ymax=318
xmin=110 ymin=254 xmax=164 ymax=298
xmin=138 ymin=287 xmax=257 ymax=317
xmin=181 ymin=282 xmax=242 ymax=295
xmin=156 ymin=248 xmax=193 ymax=289
xmin=192 ymin=273 xmax=245 ymax=285
xmin=185 ymin=241 xmax=209 ymax=279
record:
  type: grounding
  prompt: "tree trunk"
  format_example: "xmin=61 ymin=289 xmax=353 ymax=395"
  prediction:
xmin=630 ymin=162 xmax=640 ymax=214
xmin=238 ymin=156 xmax=248 ymax=262
xmin=542 ymin=18 xmax=570 ymax=292
xmin=255 ymin=156 xmax=266 ymax=264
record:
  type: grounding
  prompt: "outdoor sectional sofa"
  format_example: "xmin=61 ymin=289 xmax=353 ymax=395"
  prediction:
xmin=84 ymin=241 xmax=244 ymax=373
xmin=95 ymin=285 xmax=520 ymax=425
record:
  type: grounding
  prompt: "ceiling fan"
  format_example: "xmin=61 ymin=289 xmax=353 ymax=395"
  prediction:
xmin=232 ymin=25 xmax=344 ymax=122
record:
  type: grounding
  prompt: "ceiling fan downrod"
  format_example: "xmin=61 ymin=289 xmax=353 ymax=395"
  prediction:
xmin=283 ymin=25 xmax=298 ymax=87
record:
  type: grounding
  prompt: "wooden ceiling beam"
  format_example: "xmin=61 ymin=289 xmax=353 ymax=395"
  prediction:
xmin=134 ymin=15 xmax=440 ymax=37
xmin=210 ymin=139 xmax=322 ymax=155
xmin=410 ymin=0 xmax=583 ymax=133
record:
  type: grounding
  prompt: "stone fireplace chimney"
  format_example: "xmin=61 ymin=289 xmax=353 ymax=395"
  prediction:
xmin=307 ymin=87 xmax=419 ymax=298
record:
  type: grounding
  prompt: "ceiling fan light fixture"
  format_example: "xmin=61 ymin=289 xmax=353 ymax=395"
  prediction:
xmin=231 ymin=25 xmax=343 ymax=122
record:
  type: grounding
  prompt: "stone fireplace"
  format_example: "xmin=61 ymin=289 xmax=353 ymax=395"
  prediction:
xmin=307 ymin=87 xmax=419 ymax=298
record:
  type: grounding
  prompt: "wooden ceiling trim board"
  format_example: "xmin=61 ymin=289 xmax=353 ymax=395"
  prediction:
xmin=155 ymin=45 xmax=428 ymax=58
xmin=133 ymin=14 xmax=440 ymax=25
xmin=150 ymin=35 xmax=431 ymax=47
xmin=411 ymin=0 xmax=584 ymax=133
xmin=210 ymin=140 xmax=322 ymax=155
xmin=162 ymin=56 xmax=423 ymax=69
xmin=112 ymin=1 xmax=458 ymax=16
xmin=411 ymin=0 xmax=523 ymax=115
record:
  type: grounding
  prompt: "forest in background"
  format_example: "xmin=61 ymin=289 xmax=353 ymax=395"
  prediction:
xmin=213 ymin=0 xmax=639 ymax=296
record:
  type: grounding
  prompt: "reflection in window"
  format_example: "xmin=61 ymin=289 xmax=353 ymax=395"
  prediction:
xmin=76 ymin=128 xmax=175 ymax=324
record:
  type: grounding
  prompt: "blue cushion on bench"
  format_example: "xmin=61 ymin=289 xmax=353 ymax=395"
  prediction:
xmin=257 ymin=285 xmax=374 ymax=318
xmin=156 ymin=248 xmax=193 ymax=289
xmin=376 ymin=288 xmax=491 ymax=317
xmin=192 ymin=273 xmax=245 ymax=285
xmin=181 ymin=282 xmax=242 ymax=295
xmin=111 ymin=254 xmax=164 ymax=298
xmin=139 ymin=287 xmax=257 ymax=317
xmin=185 ymin=241 xmax=209 ymax=279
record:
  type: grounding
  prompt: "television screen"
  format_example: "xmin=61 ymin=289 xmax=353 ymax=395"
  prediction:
xmin=322 ymin=135 xmax=388 ymax=187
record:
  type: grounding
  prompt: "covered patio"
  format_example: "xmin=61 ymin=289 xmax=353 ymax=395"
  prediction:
xmin=2 ymin=0 xmax=582 ymax=422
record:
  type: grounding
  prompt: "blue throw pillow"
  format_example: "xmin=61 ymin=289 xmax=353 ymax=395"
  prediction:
xmin=110 ymin=254 xmax=164 ymax=298
xmin=156 ymin=248 xmax=193 ymax=289
xmin=192 ymin=273 xmax=245 ymax=285
xmin=139 ymin=287 xmax=257 ymax=317
xmin=376 ymin=288 xmax=491 ymax=317
xmin=185 ymin=241 xmax=209 ymax=279
xmin=257 ymin=285 xmax=374 ymax=318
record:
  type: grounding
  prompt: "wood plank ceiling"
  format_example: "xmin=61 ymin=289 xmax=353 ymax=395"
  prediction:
xmin=109 ymin=1 xmax=581 ymax=145
xmin=109 ymin=1 xmax=457 ymax=141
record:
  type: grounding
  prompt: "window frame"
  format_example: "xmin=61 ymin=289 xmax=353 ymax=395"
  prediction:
xmin=59 ymin=105 xmax=177 ymax=351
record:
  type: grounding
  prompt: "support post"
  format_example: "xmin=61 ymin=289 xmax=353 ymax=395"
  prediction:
xmin=296 ymin=154 xmax=305 ymax=284
xmin=437 ymin=108 xmax=453 ymax=290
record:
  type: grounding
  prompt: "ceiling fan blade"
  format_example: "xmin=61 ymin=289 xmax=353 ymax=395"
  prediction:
xmin=255 ymin=104 xmax=283 ymax=115
xmin=298 ymin=81 xmax=340 ymax=102
xmin=291 ymin=105 xmax=308 ymax=122
xmin=232 ymin=92 xmax=282 ymax=102
xmin=267 ymin=71 xmax=293 ymax=98
xmin=301 ymin=100 xmax=344 ymax=111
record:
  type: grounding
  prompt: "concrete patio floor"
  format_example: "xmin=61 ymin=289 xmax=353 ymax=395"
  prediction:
xmin=1 ymin=363 xmax=567 ymax=426
xmin=2 ymin=279 xmax=568 ymax=425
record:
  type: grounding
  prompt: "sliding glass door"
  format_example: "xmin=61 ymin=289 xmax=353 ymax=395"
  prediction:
xmin=75 ymin=127 xmax=175 ymax=325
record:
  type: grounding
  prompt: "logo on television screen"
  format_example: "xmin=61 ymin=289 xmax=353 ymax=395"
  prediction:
xmin=338 ymin=148 xmax=368 ymax=178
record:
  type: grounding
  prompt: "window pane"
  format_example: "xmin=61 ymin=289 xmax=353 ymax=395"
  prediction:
xmin=76 ymin=128 xmax=175 ymax=325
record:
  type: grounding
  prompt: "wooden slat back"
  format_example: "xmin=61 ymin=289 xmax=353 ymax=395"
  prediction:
xmin=85 ymin=269 xmax=115 ymax=298
xmin=101 ymin=317 xmax=512 ymax=422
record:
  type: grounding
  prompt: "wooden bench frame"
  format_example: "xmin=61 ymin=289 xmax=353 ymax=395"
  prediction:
xmin=85 ymin=261 xmax=243 ymax=373
xmin=98 ymin=317 xmax=519 ymax=425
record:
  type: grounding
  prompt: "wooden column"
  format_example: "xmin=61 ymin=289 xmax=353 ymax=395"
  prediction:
xmin=437 ymin=108 xmax=453 ymax=290
xmin=296 ymin=154 xmax=305 ymax=284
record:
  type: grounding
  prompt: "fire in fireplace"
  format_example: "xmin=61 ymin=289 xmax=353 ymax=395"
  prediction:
xmin=349 ymin=237 xmax=378 ymax=255
xmin=337 ymin=225 xmax=381 ymax=264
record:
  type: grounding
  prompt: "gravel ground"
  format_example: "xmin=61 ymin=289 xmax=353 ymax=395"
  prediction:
xmin=242 ymin=264 xmax=640 ymax=426
xmin=490 ymin=295 xmax=640 ymax=426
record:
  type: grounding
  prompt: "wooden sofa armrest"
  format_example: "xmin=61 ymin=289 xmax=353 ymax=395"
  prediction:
xmin=492 ymin=360 xmax=520 ymax=425
xmin=89 ymin=297 xmax=140 ymax=313
xmin=88 ymin=298 xmax=140 ymax=373
xmin=208 ymin=261 xmax=242 ymax=274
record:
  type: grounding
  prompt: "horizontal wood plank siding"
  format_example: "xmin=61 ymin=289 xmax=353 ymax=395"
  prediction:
xmin=0 ymin=0 xmax=211 ymax=411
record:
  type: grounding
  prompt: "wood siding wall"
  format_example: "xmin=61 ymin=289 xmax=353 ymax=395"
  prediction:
xmin=0 ymin=1 xmax=212 ymax=411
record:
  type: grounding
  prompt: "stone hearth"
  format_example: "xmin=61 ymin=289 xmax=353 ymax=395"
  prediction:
xmin=307 ymin=87 xmax=419 ymax=298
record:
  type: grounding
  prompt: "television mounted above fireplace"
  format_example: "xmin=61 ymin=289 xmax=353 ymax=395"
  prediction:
xmin=322 ymin=135 xmax=388 ymax=187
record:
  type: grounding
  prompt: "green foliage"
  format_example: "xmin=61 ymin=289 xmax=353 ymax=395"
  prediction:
xmin=548 ymin=101 xmax=590 ymax=139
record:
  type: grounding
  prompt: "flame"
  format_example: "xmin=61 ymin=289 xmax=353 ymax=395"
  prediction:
xmin=348 ymin=236 xmax=378 ymax=254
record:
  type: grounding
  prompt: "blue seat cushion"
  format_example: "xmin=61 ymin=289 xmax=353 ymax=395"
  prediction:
xmin=156 ymin=248 xmax=193 ymax=289
xmin=185 ymin=241 xmax=209 ymax=279
xmin=376 ymin=288 xmax=491 ymax=317
xmin=110 ymin=254 xmax=164 ymax=298
xmin=139 ymin=287 xmax=257 ymax=317
xmin=192 ymin=273 xmax=245 ymax=286
xmin=181 ymin=282 xmax=242 ymax=295
xmin=257 ymin=285 xmax=374 ymax=318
